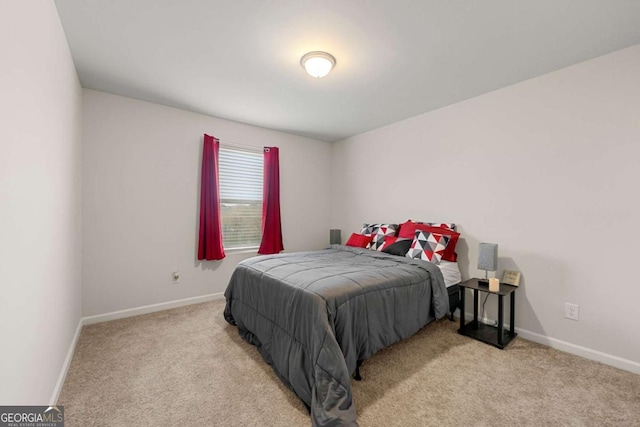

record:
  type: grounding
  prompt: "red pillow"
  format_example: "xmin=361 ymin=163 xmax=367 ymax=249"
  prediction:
xmin=398 ymin=220 xmax=455 ymax=237
xmin=345 ymin=233 xmax=373 ymax=248
xmin=399 ymin=222 xmax=459 ymax=262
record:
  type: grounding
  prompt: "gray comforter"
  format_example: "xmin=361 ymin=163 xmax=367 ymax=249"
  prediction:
xmin=223 ymin=245 xmax=448 ymax=426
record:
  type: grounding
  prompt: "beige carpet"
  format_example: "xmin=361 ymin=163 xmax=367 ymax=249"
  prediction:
xmin=59 ymin=300 xmax=640 ymax=426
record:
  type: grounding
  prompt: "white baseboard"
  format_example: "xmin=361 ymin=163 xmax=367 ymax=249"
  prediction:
xmin=50 ymin=317 xmax=83 ymax=405
xmin=52 ymin=292 xmax=226 ymax=403
xmin=83 ymin=292 xmax=225 ymax=325
xmin=460 ymin=311 xmax=640 ymax=375
xmin=514 ymin=327 xmax=640 ymax=375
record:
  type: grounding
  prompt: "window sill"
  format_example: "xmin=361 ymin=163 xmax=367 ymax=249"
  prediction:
xmin=225 ymin=247 xmax=259 ymax=255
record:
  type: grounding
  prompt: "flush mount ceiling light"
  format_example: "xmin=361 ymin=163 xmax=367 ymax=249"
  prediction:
xmin=300 ymin=51 xmax=336 ymax=78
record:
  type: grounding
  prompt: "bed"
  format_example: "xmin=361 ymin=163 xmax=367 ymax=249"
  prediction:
xmin=224 ymin=244 xmax=450 ymax=426
xmin=439 ymin=260 xmax=463 ymax=320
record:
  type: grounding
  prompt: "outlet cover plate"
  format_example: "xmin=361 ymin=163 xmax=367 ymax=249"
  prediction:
xmin=565 ymin=303 xmax=579 ymax=321
xmin=171 ymin=270 xmax=180 ymax=284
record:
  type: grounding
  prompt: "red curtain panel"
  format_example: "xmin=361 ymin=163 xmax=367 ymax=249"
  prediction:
xmin=258 ymin=147 xmax=284 ymax=255
xmin=197 ymin=134 xmax=226 ymax=260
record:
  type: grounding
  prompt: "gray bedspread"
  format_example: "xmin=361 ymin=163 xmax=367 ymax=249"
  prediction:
xmin=223 ymin=245 xmax=448 ymax=426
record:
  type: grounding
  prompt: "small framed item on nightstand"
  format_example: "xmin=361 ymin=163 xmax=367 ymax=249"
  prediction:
xmin=502 ymin=270 xmax=521 ymax=286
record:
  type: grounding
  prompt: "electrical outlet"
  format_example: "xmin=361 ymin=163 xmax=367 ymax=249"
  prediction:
xmin=171 ymin=270 xmax=180 ymax=284
xmin=565 ymin=303 xmax=579 ymax=321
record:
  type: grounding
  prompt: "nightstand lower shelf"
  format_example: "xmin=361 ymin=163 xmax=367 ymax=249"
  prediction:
xmin=458 ymin=278 xmax=518 ymax=349
xmin=458 ymin=322 xmax=517 ymax=349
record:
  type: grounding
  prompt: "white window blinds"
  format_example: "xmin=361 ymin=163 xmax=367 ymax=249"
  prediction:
xmin=219 ymin=147 xmax=263 ymax=249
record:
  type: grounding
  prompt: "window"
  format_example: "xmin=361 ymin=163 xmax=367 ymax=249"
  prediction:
xmin=218 ymin=147 xmax=263 ymax=250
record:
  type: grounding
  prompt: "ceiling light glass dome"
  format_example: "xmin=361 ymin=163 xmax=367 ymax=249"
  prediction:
xmin=300 ymin=51 xmax=336 ymax=78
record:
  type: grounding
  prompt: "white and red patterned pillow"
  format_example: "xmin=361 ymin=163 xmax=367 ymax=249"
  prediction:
xmin=361 ymin=223 xmax=398 ymax=237
xmin=361 ymin=223 xmax=399 ymax=251
xmin=426 ymin=222 xmax=456 ymax=231
xmin=367 ymin=234 xmax=384 ymax=251
xmin=406 ymin=230 xmax=450 ymax=264
xmin=369 ymin=235 xmax=399 ymax=251
xmin=398 ymin=221 xmax=460 ymax=261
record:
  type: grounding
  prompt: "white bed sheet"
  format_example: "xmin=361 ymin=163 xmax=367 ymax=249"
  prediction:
xmin=437 ymin=260 xmax=462 ymax=287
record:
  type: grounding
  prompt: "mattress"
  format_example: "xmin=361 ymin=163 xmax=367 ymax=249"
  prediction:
xmin=438 ymin=260 xmax=462 ymax=287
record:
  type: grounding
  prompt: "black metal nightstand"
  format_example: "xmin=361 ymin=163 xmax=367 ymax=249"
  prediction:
xmin=458 ymin=278 xmax=517 ymax=349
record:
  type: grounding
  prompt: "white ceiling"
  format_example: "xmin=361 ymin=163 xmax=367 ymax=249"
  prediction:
xmin=54 ymin=0 xmax=640 ymax=142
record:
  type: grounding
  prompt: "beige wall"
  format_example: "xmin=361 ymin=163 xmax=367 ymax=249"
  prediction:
xmin=0 ymin=1 xmax=83 ymax=404
xmin=331 ymin=45 xmax=640 ymax=368
xmin=82 ymin=90 xmax=332 ymax=316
